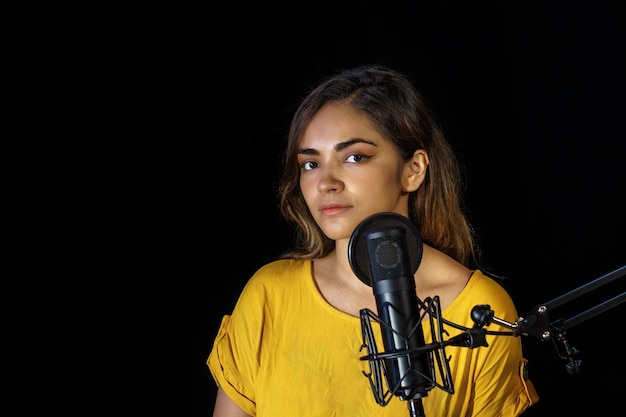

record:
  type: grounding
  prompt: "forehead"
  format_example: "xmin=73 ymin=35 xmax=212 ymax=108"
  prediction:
xmin=300 ymin=102 xmax=382 ymax=146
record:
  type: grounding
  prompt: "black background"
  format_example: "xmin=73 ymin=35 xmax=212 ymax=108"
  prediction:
xmin=43 ymin=2 xmax=626 ymax=416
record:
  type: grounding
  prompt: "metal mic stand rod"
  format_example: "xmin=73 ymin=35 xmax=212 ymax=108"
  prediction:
xmin=408 ymin=398 xmax=425 ymax=417
xmin=543 ymin=265 xmax=625 ymax=310
xmin=560 ymin=291 xmax=625 ymax=330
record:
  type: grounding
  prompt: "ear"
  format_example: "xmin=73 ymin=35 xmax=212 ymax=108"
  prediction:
xmin=402 ymin=149 xmax=429 ymax=192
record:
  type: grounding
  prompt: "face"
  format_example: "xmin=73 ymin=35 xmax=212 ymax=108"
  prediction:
xmin=297 ymin=102 xmax=422 ymax=242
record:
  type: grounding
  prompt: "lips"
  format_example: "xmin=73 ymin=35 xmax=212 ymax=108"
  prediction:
xmin=319 ymin=203 xmax=350 ymax=216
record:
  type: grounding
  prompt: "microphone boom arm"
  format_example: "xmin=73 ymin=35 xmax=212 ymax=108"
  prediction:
xmin=476 ymin=265 xmax=626 ymax=375
xmin=514 ymin=265 xmax=626 ymax=339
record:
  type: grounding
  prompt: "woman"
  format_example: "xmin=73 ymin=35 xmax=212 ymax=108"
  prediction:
xmin=207 ymin=64 xmax=538 ymax=416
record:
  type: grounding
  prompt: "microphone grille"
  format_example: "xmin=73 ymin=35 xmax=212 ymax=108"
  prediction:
xmin=348 ymin=212 xmax=423 ymax=286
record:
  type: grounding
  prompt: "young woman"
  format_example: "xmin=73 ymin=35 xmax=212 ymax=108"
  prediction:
xmin=207 ymin=64 xmax=539 ymax=416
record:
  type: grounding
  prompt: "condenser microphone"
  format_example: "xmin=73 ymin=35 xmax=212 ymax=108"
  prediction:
xmin=348 ymin=212 xmax=433 ymax=413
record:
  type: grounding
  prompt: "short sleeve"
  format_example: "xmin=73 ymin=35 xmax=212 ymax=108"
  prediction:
xmin=207 ymin=315 xmax=257 ymax=415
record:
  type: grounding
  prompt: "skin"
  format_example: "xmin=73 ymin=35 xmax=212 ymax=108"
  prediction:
xmin=212 ymin=102 xmax=472 ymax=417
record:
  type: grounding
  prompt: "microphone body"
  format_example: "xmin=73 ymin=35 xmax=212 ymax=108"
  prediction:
xmin=363 ymin=225 xmax=430 ymax=401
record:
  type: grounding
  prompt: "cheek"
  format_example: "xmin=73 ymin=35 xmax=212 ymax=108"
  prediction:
xmin=362 ymin=170 xmax=401 ymax=191
xmin=299 ymin=175 xmax=309 ymax=192
xmin=299 ymin=176 xmax=316 ymax=203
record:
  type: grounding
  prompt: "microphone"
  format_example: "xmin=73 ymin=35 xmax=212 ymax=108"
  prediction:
xmin=348 ymin=212 xmax=433 ymax=415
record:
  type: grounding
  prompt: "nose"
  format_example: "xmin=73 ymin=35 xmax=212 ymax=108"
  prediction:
xmin=317 ymin=165 xmax=344 ymax=193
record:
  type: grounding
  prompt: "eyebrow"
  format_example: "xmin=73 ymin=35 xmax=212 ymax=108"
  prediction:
xmin=298 ymin=138 xmax=377 ymax=155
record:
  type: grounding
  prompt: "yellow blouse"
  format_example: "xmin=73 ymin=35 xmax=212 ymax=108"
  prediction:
xmin=208 ymin=259 xmax=538 ymax=416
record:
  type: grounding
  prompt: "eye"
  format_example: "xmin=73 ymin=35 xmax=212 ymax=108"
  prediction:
xmin=300 ymin=160 xmax=318 ymax=171
xmin=345 ymin=153 xmax=371 ymax=163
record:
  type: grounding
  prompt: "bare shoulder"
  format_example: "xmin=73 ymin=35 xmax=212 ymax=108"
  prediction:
xmin=415 ymin=245 xmax=473 ymax=310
